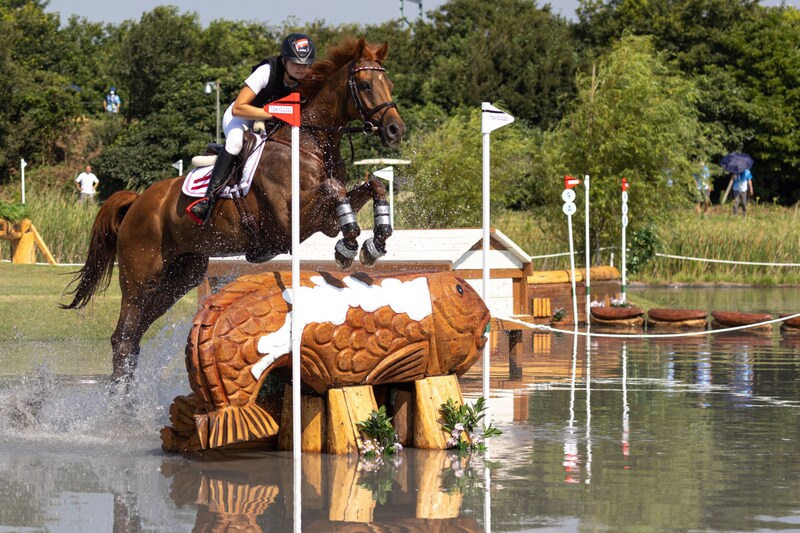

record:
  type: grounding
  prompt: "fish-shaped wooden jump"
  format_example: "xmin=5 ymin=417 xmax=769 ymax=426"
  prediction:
xmin=179 ymin=270 xmax=491 ymax=450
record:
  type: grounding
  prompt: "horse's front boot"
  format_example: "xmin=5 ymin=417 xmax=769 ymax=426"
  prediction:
xmin=187 ymin=148 xmax=237 ymax=225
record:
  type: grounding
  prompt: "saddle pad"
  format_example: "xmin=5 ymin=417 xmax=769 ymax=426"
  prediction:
xmin=181 ymin=138 xmax=267 ymax=199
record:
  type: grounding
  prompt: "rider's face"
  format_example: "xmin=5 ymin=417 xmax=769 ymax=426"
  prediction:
xmin=284 ymin=61 xmax=312 ymax=82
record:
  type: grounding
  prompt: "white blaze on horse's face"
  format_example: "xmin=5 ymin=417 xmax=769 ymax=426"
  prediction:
xmin=354 ymin=63 xmax=405 ymax=148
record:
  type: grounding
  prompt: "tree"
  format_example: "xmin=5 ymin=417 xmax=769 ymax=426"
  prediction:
xmin=396 ymin=108 xmax=538 ymax=228
xmin=114 ymin=6 xmax=203 ymax=119
xmin=413 ymin=0 xmax=579 ymax=127
xmin=533 ymin=35 xmax=714 ymax=261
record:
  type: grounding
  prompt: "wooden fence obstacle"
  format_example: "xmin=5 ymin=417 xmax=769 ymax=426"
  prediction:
xmin=0 ymin=218 xmax=56 ymax=264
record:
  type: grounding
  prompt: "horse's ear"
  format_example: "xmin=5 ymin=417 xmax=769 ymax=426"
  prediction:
xmin=355 ymin=37 xmax=367 ymax=58
xmin=375 ymin=42 xmax=389 ymax=63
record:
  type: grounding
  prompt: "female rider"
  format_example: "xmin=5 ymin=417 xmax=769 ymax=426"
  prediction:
xmin=188 ymin=33 xmax=316 ymax=224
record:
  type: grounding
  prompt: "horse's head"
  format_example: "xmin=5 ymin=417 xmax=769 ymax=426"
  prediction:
xmin=346 ymin=38 xmax=406 ymax=148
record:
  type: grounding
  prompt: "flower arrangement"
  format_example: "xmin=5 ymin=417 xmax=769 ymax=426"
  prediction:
xmin=590 ymin=297 xmax=631 ymax=308
xmin=440 ymin=397 xmax=501 ymax=452
xmin=551 ymin=307 xmax=566 ymax=322
xmin=356 ymin=405 xmax=403 ymax=458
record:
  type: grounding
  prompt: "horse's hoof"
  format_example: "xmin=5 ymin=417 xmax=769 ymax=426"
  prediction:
xmin=335 ymin=250 xmax=354 ymax=270
xmin=360 ymin=246 xmax=377 ymax=267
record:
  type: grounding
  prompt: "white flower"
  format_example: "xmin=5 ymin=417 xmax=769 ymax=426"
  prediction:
xmin=454 ymin=423 xmax=465 ymax=432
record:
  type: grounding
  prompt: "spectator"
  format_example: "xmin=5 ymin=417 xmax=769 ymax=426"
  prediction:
xmin=105 ymin=87 xmax=121 ymax=114
xmin=730 ymin=169 xmax=754 ymax=216
xmin=75 ymin=165 xmax=99 ymax=205
xmin=693 ymin=161 xmax=711 ymax=214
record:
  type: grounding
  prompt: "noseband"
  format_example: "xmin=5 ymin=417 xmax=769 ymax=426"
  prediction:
xmin=348 ymin=61 xmax=397 ymax=135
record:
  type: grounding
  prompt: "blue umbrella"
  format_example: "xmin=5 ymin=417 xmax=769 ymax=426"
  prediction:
xmin=720 ymin=152 xmax=754 ymax=174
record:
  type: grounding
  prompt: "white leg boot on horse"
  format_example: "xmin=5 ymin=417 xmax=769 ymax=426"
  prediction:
xmin=187 ymin=148 xmax=237 ymax=225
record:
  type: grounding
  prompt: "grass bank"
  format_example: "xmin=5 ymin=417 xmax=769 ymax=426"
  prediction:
xmin=496 ymin=203 xmax=800 ymax=286
xmin=0 ymin=263 xmax=197 ymax=375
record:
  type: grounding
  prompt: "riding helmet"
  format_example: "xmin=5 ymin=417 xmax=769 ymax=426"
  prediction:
xmin=281 ymin=33 xmax=316 ymax=65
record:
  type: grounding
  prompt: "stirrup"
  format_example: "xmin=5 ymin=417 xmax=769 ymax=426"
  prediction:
xmin=186 ymin=198 xmax=210 ymax=225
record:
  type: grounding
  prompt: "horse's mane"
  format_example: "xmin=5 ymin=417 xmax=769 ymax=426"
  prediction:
xmin=299 ymin=38 xmax=384 ymax=100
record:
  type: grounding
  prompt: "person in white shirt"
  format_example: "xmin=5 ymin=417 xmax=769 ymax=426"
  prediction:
xmin=75 ymin=165 xmax=99 ymax=205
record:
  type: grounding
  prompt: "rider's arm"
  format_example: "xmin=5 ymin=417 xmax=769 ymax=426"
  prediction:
xmin=230 ymin=86 xmax=274 ymax=121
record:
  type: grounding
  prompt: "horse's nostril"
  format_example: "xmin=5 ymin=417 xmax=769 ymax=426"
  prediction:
xmin=387 ymin=124 xmax=400 ymax=139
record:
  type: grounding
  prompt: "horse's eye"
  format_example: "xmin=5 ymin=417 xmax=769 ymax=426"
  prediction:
xmin=358 ymin=81 xmax=372 ymax=92
xmin=456 ymin=284 xmax=464 ymax=296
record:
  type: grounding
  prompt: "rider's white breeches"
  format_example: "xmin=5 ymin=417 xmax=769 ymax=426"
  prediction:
xmin=221 ymin=103 xmax=254 ymax=156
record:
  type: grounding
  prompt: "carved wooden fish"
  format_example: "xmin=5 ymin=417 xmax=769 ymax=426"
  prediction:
xmin=184 ymin=270 xmax=490 ymax=449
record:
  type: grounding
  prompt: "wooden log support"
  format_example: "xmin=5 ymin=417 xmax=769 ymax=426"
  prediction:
xmin=277 ymin=385 xmax=327 ymax=453
xmin=390 ymin=388 xmax=414 ymax=447
xmin=413 ymin=375 xmax=463 ymax=450
xmin=326 ymin=385 xmax=378 ymax=455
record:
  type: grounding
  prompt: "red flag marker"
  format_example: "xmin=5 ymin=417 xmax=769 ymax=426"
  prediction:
xmin=564 ymin=175 xmax=581 ymax=189
xmin=265 ymin=92 xmax=300 ymax=127
xmin=622 ymin=177 xmax=629 ymax=191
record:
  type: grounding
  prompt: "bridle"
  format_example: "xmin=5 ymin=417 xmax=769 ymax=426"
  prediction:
xmin=347 ymin=60 xmax=398 ymax=135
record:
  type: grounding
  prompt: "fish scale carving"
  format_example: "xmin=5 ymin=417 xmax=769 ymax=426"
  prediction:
xmin=175 ymin=270 xmax=490 ymax=450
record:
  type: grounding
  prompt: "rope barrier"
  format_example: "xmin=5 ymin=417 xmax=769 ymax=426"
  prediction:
xmin=494 ymin=311 xmax=800 ymax=339
xmin=655 ymin=253 xmax=800 ymax=268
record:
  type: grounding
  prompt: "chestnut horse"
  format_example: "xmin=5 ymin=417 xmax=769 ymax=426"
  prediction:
xmin=62 ymin=38 xmax=406 ymax=383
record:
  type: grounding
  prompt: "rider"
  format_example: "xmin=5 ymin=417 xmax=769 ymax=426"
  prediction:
xmin=187 ymin=33 xmax=316 ymax=224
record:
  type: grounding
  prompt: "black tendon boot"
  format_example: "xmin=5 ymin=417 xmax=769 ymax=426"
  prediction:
xmin=187 ymin=149 xmax=237 ymax=224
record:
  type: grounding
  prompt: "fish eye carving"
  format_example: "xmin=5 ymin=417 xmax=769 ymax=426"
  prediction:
xmin=456 ymin=284 xmax=464 ymax=296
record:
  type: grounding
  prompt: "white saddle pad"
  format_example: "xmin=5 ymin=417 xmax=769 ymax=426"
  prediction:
xmin=181 ymin=138 xmax=267 ymax=198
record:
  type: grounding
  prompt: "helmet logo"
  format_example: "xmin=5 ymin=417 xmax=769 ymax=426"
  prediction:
xmin=295 ymin=38 xmax=309 ymax=53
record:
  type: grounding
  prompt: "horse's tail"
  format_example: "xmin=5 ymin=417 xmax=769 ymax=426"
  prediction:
xmin=60 ymin=191 xmax=139 ymax=309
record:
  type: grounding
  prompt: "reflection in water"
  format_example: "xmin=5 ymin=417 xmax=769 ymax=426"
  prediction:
xmin=160 ymin=450 xmax=484 ymax=531
xmin=1 ymin=287 xmax=800 ymax=531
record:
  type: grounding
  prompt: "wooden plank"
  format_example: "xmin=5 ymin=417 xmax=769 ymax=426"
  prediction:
xmin=413 ymin=375 xmax=463 ymax=450
xmin=30 ymin=224 xmax=56 ymax=265
xmin=277 ymin=385 xmax=327 ymax=453
xmin=326 ymin=385 xmax=377 ymax=455
xmin=391 ymin=388 xmax=414 ymax=447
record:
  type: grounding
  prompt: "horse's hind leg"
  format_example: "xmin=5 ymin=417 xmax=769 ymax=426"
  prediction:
xmin=127 ymin=254 xmax=209 ymax=362
xmin=348 ymin=177 xmax=392 ymax=267
xmin=111 ymin=254 xmax=208 ymax=384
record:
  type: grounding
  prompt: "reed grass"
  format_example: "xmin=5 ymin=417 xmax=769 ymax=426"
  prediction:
xmin=4 ymin=183 xmax=799 ymax=285
xmin=497 ymin=203 xmax=800 ymax=285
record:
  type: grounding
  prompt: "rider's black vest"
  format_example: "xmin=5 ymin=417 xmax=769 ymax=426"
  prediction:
xmin=250 ymin=56 xmax=292 ymax=108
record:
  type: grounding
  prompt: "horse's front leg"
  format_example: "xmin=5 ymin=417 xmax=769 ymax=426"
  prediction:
xmin=326 ymin=179 xmax=360 ymax=270
xmin=348 ymin=176 xmax=392 ymax=267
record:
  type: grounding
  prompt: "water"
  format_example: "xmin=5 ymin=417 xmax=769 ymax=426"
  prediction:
xmin=0 ymin=288 xmax=799 ymax=531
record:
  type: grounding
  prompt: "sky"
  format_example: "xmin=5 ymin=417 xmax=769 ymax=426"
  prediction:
xmin=44 ymin=0 xmax=583 ymax=27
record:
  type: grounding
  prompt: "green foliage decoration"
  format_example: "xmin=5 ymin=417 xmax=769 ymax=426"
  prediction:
xmin=356 ymin=405 xmax=402 ymax=458
xmin=0 ymin=202 xmax=30 ymax=222
xmin=440 ymin=397 xmax=501 ymax=452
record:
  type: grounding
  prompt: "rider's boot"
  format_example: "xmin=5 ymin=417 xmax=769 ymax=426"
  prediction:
xmin=186 ymin=148 xmax=237 ymax=225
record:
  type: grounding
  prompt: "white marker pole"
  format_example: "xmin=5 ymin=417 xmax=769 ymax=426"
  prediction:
xmin=267 ymin=92 xmax=303 ymax=533
xmin=621 ymin=178 xmax=629 ymax=304
xmin=480 ymin=102 xmax=514 ymax=419
xmin=372 ymin=166 xmax=395 ymax=226
xmin=562 ymin=176 xmax=581 ymax=330
xmin=20 ymin=159 xmax=27 ymax=204
xmin=584 ymin=174 xmax=590 ymax=326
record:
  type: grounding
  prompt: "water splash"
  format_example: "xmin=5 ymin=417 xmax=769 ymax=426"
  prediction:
xmin=0 ymin=312 xmax=193 ymax=453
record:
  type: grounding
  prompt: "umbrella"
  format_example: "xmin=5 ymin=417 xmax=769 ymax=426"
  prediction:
xmin=720 ymin=152 xmax=754 ymax=174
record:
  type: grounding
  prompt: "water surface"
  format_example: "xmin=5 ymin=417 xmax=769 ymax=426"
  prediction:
xmin=1 ymin=287 xmax=799 ymax=531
